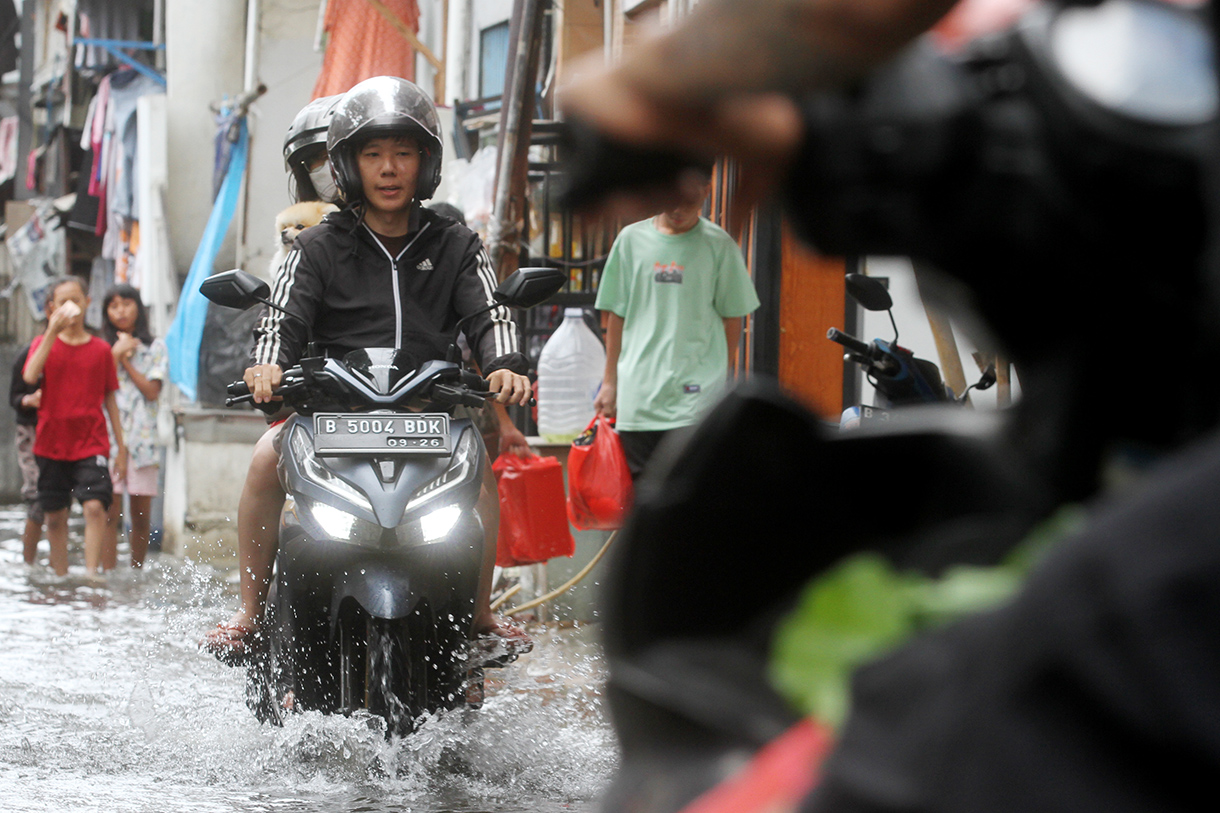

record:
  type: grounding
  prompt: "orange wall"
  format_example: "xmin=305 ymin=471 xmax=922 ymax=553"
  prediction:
xmin=778 ymin=226 xmax=846 ymax=421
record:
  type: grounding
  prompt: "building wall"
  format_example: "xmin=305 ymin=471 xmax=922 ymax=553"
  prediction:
xmin=164 ymin=0 xmax=247 ymax=277
xmin=468 ymin=0 xmax=510 ymax=100
xmin=240 ymin=2 xmax=325 ymax=279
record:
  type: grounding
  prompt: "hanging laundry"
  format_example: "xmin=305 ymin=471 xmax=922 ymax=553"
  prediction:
xmin=74 ymin=0 xmax=143 ymax=71
xmin=0 ymin=0 xmax=17 ymax=76
xmin=5 ymin=202 xmax=67 ymax=321
xmin=107 ymin=69 xmax=163 ymax=222
xmin=68 ymin=104 xmax=103 ymax=231
xmin=66 ymin=147 xmax=102 ymax=232
xmin=85 ymin=75 xmax=110 ymax=197
xmin=79 ymin=66 xmax=163 ymax=279
xmin=311 ymin=0 xmax=420 ymax=99
xmin=85 ymin=256 xmax=115 ymax=331
xmin=0 ymin=116 xmax=18 ymax=185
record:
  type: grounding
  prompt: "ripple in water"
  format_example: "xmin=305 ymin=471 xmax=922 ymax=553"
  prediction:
xmin=0 ymin=507 xmax=617 ymax=812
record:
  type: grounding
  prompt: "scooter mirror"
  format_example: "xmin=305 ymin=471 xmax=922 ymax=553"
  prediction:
xmin=845 ymin=273 xmax=894 ymax=311
xmin=976 ymin=362 xmax=997 ymax=391
xmin=494 ymin=267 xmax=568 ymax=309
xmin=1048 ymin=0 xmax=1216 ymax=127
xmin=200 ymin=269 xmax=271 ymax=310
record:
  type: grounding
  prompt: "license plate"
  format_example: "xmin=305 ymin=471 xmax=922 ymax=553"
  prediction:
xmin=860 ymin=405 xmax=893 ymax=423
xmin=313 ymin=413 xmax=452 ymax=455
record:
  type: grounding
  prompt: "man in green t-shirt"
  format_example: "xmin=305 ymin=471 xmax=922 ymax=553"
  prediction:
xmin=593 ymin=184 xmax=761 ymax=479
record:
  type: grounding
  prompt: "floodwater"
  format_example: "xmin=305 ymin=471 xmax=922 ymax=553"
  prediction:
xmin=0 ymin=507 xmax=617 ymax=812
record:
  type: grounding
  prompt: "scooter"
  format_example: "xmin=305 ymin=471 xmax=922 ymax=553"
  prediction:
xmin=829 ymin=273 xmax=994 ymax=425
xmin=199 ymin=265 xmax=567 ymax=735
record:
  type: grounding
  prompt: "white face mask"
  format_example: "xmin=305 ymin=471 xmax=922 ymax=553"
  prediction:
xmin=308 ymin=160 xmax=339 ymax=203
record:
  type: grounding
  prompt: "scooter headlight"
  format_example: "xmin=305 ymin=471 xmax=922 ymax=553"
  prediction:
xmin=296 ymin=494 xmax=383 ymax=547
xmin=290 ymin=423 xmax=374 ymax=513
xmin=418 ymin=503 xmax=462 ymax=542
xmin=390 ymin=430 xmax=481 ymax=548
xmin=404 ymin=428 xmax=480 ymax=514
xmin=394 ymin=500 xmax=470 ymax=547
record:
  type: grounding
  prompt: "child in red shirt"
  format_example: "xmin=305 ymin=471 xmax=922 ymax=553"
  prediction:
xmin=23 ymin=276 xmax=127 ymax=576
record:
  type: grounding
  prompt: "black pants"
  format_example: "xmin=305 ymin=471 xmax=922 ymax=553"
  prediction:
xmin=617 ymin=429 xmax=679 ymax=482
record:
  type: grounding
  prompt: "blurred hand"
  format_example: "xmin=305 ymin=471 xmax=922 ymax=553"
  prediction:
xmin=112 ymin=332 xmax=140 ymax=362
xmin=498 ymin=422 xmax=534 ymax=458
xmin=113 ymin=445 xmax=128 ymax=482
xmin=47 ymin=300 xmax=80 ymax=335
xmin=23 ymin=389 xmax=41 ymax=410
xmin=243 ymin=363 xmax=283 ymax=404
xmin=561 ymin=60 xmax=803 ymax=235
xmin=593 ymin=381 xmax=617 ymax=419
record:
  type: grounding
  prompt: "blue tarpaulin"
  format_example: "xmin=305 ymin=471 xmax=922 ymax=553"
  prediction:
xmin=165 ymin=114 xmax=248 ymax=403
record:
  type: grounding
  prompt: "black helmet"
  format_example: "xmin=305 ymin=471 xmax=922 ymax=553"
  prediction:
xmin=327 ymin=76 xmax=443 ymax=203
xmin=284 ymin=94 xmax=342 ymax=202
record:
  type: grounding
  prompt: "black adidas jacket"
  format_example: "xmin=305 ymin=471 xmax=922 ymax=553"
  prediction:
xmin=253 ymin=206 xmax=526 ymax=376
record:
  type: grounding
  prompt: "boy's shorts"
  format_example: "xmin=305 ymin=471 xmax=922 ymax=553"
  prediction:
xmin=36 ymin=455 xmax=113 ymax=512
xmin=111 ymin=463 xmax=159 ymax=497
xmin=15 ymin=425 xmax=44 ymax=524
xmin=617 ymin=428 xmax=676 ymax=482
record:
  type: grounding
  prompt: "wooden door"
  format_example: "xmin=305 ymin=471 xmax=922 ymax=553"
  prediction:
xmin=778 ymin=226 xmax=847 ymax=421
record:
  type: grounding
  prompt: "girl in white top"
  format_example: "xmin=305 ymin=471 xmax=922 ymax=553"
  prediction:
xmin=103 ymin=284 xmax=167 ymax=569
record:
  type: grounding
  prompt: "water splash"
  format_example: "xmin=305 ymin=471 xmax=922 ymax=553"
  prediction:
xmin=0 ymin=507 xmax=616 ymax=812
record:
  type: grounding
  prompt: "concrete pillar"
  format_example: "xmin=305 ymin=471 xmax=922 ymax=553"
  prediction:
xmin=164 ymin=0 xmax=247 ymax=278
xmin=447 ymin=0 xmax=473 ymax=104
xmin=241 ymin=2 xmax=323 ymax=277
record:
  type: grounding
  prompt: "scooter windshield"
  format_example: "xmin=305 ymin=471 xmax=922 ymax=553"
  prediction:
xmin=342 ymin=347 xmax=420 ymax=394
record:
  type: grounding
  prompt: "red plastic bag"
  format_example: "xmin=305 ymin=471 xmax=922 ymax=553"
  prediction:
xmin=493 ymin=453 xmax=575 ymax=567
xmin=566 ymin=415 xmax=633 ymax=530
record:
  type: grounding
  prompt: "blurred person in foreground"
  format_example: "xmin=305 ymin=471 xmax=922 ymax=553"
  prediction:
xmin=561 ymin=0 xmax=961 ymax=232
xmin=561 ymin=1 xmax=1220 ymax=811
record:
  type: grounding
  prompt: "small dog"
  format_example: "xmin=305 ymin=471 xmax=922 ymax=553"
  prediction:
xmin=271 ymin=201 xmax=338 ymax=276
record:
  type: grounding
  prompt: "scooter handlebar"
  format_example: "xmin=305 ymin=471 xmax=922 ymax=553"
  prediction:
xmin=827 ymin=327 xmax=872 ymax=357
xmin=222 ymin=365 xmax=533 ymax=411
xmin=223 ymin=371 xmax=304 ymax=410
xmin=224 ymin=380 xmax=252 ymax=407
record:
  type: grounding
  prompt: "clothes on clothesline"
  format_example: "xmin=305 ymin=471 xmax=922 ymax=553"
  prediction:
xmin=73 ymin=0 xmax=144 ymax=71
xmin=0 ymin=116 xmax=20 ymax=185
xmin=0 ymin=0 xmax=17 ymax=77
xmin=4 ymin=201 xmax=67 ymax=321
xmin=312 ymin=0 xmax=420 ymax=99
xmin=79 ymin=66 xmax=163 ymax=288
xmin=24 ymin=127 xmax=70 ymax=195
xmin=85 ymin=255 xmax=115 ymax=331
xmin=67 ymin=146 xmax=101 ymax=233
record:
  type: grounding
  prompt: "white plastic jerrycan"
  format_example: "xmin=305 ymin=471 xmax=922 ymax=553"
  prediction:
xmin=536 ymin=308 xmax=606 ymax=444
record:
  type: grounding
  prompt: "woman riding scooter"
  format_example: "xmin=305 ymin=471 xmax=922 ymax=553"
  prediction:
xmin=282 ymin=93 xmax=342 ymax=205
xmin=203 ymin=77 xmax=534 ymax=663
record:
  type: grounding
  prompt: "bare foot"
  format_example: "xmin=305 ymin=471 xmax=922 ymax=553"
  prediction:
xmin=472 ymin=615 xmax=533 ymax=668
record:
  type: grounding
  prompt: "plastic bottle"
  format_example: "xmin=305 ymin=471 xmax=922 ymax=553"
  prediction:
xmin=536 ymin=308 xmax=606 ymax=444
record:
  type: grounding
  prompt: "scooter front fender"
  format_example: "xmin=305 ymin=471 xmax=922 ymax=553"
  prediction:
xmin=328 ymin=544 xmax=483 ymax=636
xmin=272 ymin=520 xmax=485 ymax=637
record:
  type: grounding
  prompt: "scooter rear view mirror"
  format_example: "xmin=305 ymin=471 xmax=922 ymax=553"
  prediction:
xmin=201 ymin=268 xmax=271 ymax=310
xmin=845 ymin=273 xmax=893 ymax=312
xmin=494 ymin=266 xmax=568 ymax=309
xmin=1046 ymin=0 xmax=1216 ymax=127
